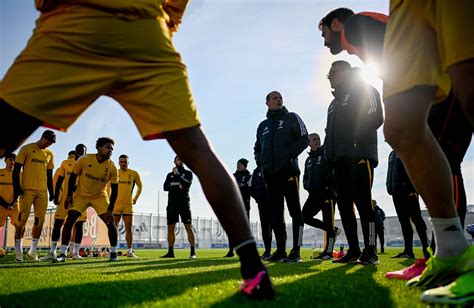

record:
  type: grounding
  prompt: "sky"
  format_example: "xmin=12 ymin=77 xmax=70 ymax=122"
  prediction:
xmin=1 ymin=0 xmax=473 ymax=223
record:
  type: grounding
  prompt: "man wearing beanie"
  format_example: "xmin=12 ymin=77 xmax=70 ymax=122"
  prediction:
xmin=225 ymin=158 xmax=252 ymax=257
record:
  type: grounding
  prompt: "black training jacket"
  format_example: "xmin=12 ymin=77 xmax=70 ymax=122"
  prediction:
xmin=324 ymin=79 xmax=383 ymax=167
xmin=250 ymin=167 xmax=269 ymax=204
xmin=254 ymin=106 xmax=309 ymax=177
xmin=303 ymin=147 xmax=336 ymax=199
xmin=234 ymin=169 xmax=252 ymax=205
xmin=386 ymin=150 xmax=415 ymax=195
xmin=163 ymin=166 xmax=192 ymax=206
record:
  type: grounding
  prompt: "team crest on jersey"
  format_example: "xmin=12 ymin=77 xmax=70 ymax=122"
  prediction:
xmin=277 ymin=120 xmax=284 ymax=129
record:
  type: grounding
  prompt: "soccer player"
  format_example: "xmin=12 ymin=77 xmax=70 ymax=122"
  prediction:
xmin=161 ymin=156 xmax=196 ymax=259
xmin=225 ymin=158 xmax=252 ymax=258
xmin=40 ymin=144 xmax=88 ymax=261
xmin=324 ymin=63 xmax=383 ymax=265
xmin=302 ymin=133 xmax=339 ymax=260
xmin=54 ymin=137 xmax=118 ymax=262
xmin=113 ymin=154 xmax=142 ymax=259
xmin=254 ymin=91 xmax=309 ymax=263
xmin=0 ymin=154 xmax=20 ymax=232
xmin=320 ymin=4 xmax=474 ymax=304
xmin=12 ymin=130 xmax=55 ymax=262
xmin=0 ymin=0 xmax=273 ymax=298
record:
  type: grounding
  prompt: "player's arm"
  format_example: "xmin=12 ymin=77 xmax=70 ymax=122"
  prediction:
xmin=63 ymin=172 xmax=77 ymax=209
xmin=108 ymin=183 xmax=118 ymax=212
xmin=12 ymin=162 xmax=23 ymax=200
xmin=290 ymin=113 xmax=310 ymax=159
xmin=133 ymin=173 xmax=142 ymax=204
xmin=177 ymin=171 xmax=192 ymax=189
xmin=163 ymin=0 xmax=189 ymax=33
xmin=254 ymin=128 xmax=262 ymax=167
xmin=163 ymin=173 xmax=172 ymax=191
xmin=47 ymin=169 xmax=54 ymax=201
xmin=54 ymin=176 xmax=64 ymax=205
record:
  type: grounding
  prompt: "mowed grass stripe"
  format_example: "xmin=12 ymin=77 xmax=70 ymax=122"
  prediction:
xmin=0 ymin=248 xmax=426 ymax=307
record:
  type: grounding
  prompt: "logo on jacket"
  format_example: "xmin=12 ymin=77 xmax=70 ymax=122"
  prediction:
xmin=358 ymin=159 xmax=366 ymax=165
xmin=344 ymin=94 xmax=350 ymax=102
xmin=262 ymin=126 xmax=269 ymax=136
xmin=277 ymin=120 xmax=284 ymax=129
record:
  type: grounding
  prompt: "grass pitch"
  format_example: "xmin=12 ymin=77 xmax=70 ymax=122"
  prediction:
xmin=0 ymin=248 xmax=429 ymax=307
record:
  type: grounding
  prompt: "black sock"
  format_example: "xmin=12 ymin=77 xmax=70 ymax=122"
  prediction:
xmin=236 ymin=240 xmax=264 ymax=279
xmin=190 ymin=246 xmax=195 ymax=255
xmin=168 ymin=247 xmax=174 ymax=254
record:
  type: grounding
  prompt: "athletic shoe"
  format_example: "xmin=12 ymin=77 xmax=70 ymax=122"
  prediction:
xmin=260 ymin=251 xmax=272 ymax=260
xmin=284 ymin=249 xmax=302 ymax=263
xmin=189 ymin=254 xmax=197 ymax=259
xmin=39 ymin=252 xmax=57 ymax=262
xmin=391 ymin=251 xmax=415 ymax=259
xmin=386 ymin=258 xmax=427 ymax=280
xmin=266 ymin=250 xmax=288 ymax=262
xmin=356 ymin=248 xmax=379 ymax=265
xmin=127 ymin=252 xmax=139 ymax=259
xmin=407 ymin=246 xmax=474 ymax=289
xmin=15 ymin=252 xmax=23 ymax=262
xmin=420 ymin=270 xmax=474 ymax=305
xmin=224 ymin=251 xmax=235 ymax=258
xmin=26 ymin=251 xmax=39 ymax=261
xmin=333 ymin=249 xmax=360 ymax=263
xmin=109 ymin=252 xmax=118 ymax=262
xmin=72 ymin=254 xmax=82 ymax=260
xmin=314 ymin=252 xmax=333 ymax=260
xmin=67 ymin=251 xmax=73 ymax=258
xmin=160 ymin=252 xmax=175 ymax=258
xmin=52 ymin=253 xmax=67 ymax=263
xmin=240 ymin=270 xmax=275 ymax=300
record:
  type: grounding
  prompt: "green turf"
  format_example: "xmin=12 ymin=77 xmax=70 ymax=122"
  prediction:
xmin=0 ymin=248 xmax=429 ymax=307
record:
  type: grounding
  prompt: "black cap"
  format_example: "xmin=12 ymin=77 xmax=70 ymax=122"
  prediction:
xmin=238 ymin=158 xmax=248 ymax=168
xmin=41 ymin=130 xmax=56 ymax=143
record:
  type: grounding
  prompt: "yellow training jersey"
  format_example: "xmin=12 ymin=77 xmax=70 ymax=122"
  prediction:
xmin=16 ymin=143 xmax=54 ymax=191
xmin=0 ymin=168 xmax=15 ymax=203
xmin=74 ymin=154 xmax=118 ymax=199
xmin=116 ymin=169 xmax=142 ymax=205
xmin=56 ymin=158 xmax=76 ymax=197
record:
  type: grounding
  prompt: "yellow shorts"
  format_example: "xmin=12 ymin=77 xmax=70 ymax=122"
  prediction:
xmin=54 ymin=197 xmax=87 ymax=222
xmin=0 ymin=202 xmax=19 ymax=227
xmin=382 ymin=0 xmax=474 ymax=101
xmin=113 ymin=203 xmax=133 ymax=215
xmin=0 ymin=4 xmax=200 ymax=139
xmin=69 ymin=195 xmax=109 ymax=216
xmin=18 ymin=189 xmax=48 ymax=228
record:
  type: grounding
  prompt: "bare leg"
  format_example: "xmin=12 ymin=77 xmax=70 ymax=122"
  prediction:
xmin=123 ymin=215 xmax=133 ymax=249
xmin=167 ymin=224 xmax=176 ymax=247
xmin=184 ymin=223 xmax=195 ymax=246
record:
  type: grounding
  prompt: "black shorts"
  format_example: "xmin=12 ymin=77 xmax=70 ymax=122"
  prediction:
xmin=166 ymin=205 xmax=192 ymax=225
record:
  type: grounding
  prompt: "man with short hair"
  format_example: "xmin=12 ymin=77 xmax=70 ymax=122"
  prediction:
xmin=53 ymin=137 xmax=118 ymax=262
xmin=254 ymin=91 xmax=309 ymax=263
xmin=161 ymin=156 xmax=196 ymax=259
xmin=113 ymin=154 xmax=142 ymax=258
xmin=40 ymin=144 xmax=88 ymax=261
xmin=302 ymin=133 xmax=339 ymax=260
xmin=13 ymin=130 xmax=55 ymax=262
xmin=324 ymin=62 xmax=383 ymax=265
xmin=0 ymin=154 xmax=20 ymax=231
xmin=0 ymin=0 xmax=273 ymax=298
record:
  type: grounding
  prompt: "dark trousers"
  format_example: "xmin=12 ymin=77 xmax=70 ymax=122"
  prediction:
xmin=334 ymin=158 xmax=375 ymax=252
xmin=392 ymin=192 xmax=429 ymax=253
xmin=257 ymin=201 xmax=272 ymax=253
xmin=302 ymin=192 xmax=336 ymax=237
xmin=265 ymin=172 xmax=303 ymax=252
xmin=375 ymin=227 xmax=384 ymax=251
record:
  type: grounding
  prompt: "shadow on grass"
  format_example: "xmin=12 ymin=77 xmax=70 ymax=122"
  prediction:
xmin=214 ymin=262 xmax=395 ymax=307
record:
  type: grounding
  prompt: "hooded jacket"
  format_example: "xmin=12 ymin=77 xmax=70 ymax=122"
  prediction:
xmin=254 ymin=106 xmax=309 ymax=177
